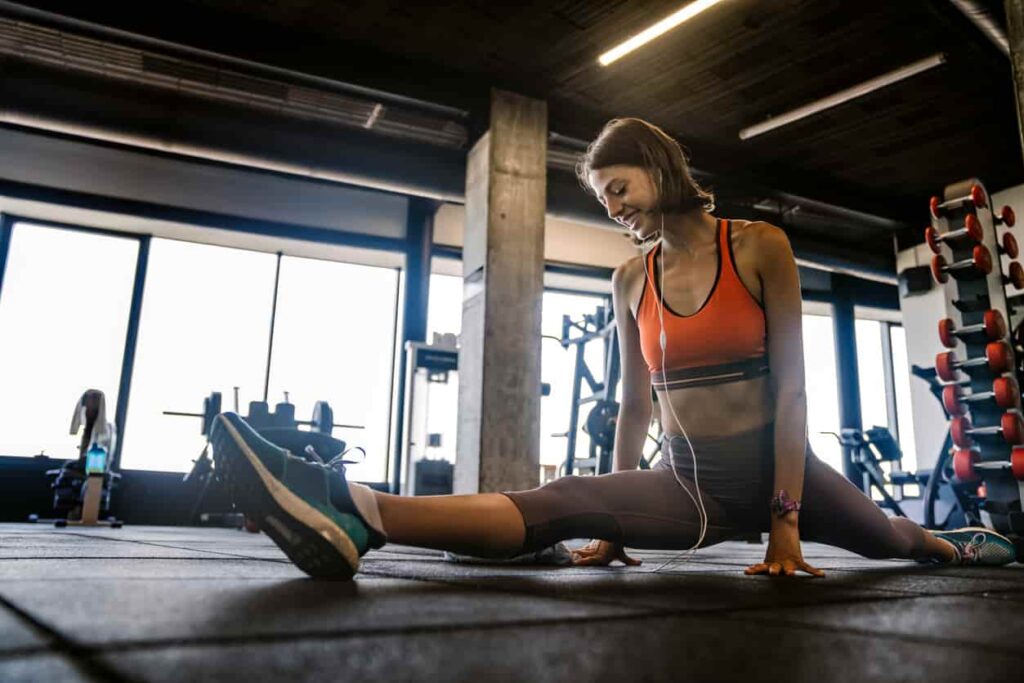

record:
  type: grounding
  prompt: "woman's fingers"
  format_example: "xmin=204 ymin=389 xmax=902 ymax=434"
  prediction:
xmin=745 ymin=560 xmax=826 ymax=578
xmin=798 ymin=560 xmax=826 ymax=577
xmin=617 ymin=549 xmax=643 ymax=566
xmin=570 ymin=541 xmax=644 ymax=567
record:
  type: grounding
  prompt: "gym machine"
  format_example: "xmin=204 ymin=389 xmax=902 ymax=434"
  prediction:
xmin=828 ymin=425 xmax=922 ymax=519
xmin=552 ymin=305 xmax=621 ymax=476
xmin=397 ymin=337 xmax=459 ymax=496
xmin=829 ymin=367 xmax=984 ymax=531
xmin=31 ymin=389 xmax=123 ymax=528
xmin=925 ymin=178 xmax=1024 ymax=560
xmin=166 ymin=390 xmax=360 ymax=523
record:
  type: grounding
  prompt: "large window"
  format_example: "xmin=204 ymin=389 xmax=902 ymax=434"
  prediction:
xmin=802 ymin=314 xmax=842 ymax=472
xmin=0 ymin=223 xmax=138 ymax=459
xmin=855 ymin=319 xmax=891 ymax=435
xmin=122 ymin=242 xmax=401 ymax=478
xmin=120 ymin=240 xmax=278 ymax=472
xmin=266 ymin=255 xmax=399 ymax=482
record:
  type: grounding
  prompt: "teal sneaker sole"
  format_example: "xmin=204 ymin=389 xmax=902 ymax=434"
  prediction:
xmin=214 ymin=415 xmax=360 ymax=580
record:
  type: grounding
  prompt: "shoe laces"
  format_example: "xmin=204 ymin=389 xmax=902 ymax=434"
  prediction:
xmin=303 ymin=445 xmax=366 ymax=473
xmin=960 ymin=532 xmax=987 ymax=563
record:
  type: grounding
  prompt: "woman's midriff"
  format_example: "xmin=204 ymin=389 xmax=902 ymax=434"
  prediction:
xmin=657 ymin=373 xmax=774 ymax=439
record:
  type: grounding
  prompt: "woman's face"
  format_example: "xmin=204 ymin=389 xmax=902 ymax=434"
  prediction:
xmin=588 ymin=164 xmax=661 ymax=243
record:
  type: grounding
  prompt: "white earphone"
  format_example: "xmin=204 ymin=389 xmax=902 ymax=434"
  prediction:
xmin=639 ymin=205 xmax=709 ymax=573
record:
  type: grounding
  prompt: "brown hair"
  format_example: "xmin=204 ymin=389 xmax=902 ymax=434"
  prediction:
xmin=576 ymin=118 xmax=714 ymax=215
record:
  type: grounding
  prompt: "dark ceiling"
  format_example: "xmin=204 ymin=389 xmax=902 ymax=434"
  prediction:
xmin=5 ymin=0 xmax=1023 ymax=235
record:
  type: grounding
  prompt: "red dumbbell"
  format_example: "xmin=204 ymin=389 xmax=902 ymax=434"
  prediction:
xmin=953 ymin=449 xmax=982 ymax=482
xmin=942 ymin=376 xmax=1021 ymax=416
xmin=930 ymin=245 xmax=992 ymax=284
xmin=925 ymin=214 xmax=983 ymax=254
xmin=953 ymin=446 xmax=1024 ymax=482
xmin=995 ymin=206 xmax=1016 ymax=227
xmin=1004 ymin=261 xmax=1024 ymax=290
xmin=930 ymin=184 xmax=987 ymax=218
xmin=951 ymin=412 xmax=1024 ymax=448
xmin=938 ymin=309 xmax=1005 ymax=349
xmin=935 ymin=341 xmax=1013 ymax=382
xmin=999 ymin=232 xmax=1019 ymax=259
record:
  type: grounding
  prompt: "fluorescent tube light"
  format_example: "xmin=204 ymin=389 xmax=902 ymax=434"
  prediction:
xmin=598 ymin=0 xmax=727 ymax=66
xmin=739 ymin=53 xmax=947 ymax=140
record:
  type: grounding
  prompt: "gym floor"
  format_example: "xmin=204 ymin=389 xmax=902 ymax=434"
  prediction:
xmin=1 ymin=523 xmax=1021 ymax=682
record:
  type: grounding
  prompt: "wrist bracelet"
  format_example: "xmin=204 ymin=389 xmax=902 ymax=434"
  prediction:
xmin=770 ymin=489 xmax=801 ymax=518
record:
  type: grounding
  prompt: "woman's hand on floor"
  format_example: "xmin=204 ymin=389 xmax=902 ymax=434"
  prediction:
xmin=570 ymin=540 xmax=642 ymax=567
xmin=744 ymin=519 xmax=825 ymax=578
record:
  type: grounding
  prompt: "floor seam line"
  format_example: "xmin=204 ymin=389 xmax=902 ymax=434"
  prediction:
xmin=0 ymin=593 xmax=140 ymax=682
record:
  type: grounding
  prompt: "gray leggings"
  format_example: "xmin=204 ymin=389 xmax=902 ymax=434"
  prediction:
xmin=503 ymin=422 xmax=935 ymax=560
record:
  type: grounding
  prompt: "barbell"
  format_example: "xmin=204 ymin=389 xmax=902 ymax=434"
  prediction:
xmin=164 ymin=392 xmax=363 ymax=437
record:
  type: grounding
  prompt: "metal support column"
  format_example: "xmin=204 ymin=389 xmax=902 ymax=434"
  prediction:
xmin=832 ymin=275 xmax=863 ymax=485
xmin=262 ymin=252 xmax=282 ymax=402
xmin=112 ymin=235 xmax=151 ymax=470
xmin=0 ymin=214 xmax=13 ymax=301
xmin=880 ymin=321 xmax=900 ymax=444
xmin=1006 ymin=0 xmax=1024 ymax=158
xmin=390 ymin=197 xmax=437 ymax=493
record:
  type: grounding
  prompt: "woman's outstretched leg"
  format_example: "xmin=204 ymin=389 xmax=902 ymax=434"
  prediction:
xmin=375 ymin=466 xmax=737 ymax=558
xmin=797 ymin=451 xmax=1006 ymax=564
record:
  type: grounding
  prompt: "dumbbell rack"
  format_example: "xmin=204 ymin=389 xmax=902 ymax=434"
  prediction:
xmin=927 ymin=178 xmax=1024 ymax=549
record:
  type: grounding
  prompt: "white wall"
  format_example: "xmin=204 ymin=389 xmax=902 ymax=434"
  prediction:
xmin=433 ymin=202 xmax=637 ymax=271
xmin=895 ymin=243 xmax=948 ymax=470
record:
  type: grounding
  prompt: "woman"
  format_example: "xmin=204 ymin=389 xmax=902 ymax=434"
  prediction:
xmin=210 ymin=118 xmax=1016 ymax=580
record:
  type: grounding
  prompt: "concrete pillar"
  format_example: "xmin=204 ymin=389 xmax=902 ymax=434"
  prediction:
xmin=1007 ymin=0 xmax=1024 ymax=156
xmin=455 ymin=89 xmax=547 ymax=494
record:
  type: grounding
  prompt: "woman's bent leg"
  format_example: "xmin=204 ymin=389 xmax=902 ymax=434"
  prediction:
xmin=799 ymin=453 xmax=955 ymax=562
xmin=374 ymin=467 xmax=737 ymax=557
xmin=375 ymin=492 xmax=526 ymax=557
xmin=506 ymin=468 xmax=736 ymax=552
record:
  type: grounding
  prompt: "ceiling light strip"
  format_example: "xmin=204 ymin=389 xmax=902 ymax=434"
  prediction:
xmin=739 ymin=53 xmax=947 ymax=140
xmin=598 ymin=0 xmax=726 ymax=66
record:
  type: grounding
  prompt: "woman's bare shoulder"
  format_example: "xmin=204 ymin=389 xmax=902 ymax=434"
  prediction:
xmin=612 ymin=254 xmax=646 ymax=292
xmin=731 ymin=220 xmax=792 ymax=262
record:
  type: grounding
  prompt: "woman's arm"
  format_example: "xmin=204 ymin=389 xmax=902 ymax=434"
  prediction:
xmin=610 ymin=258 xmax=653 ymax=472
xmin=569 ymin=259 xmax=651 ymax=568
xmin=759 ymin=224 xmax=808 ymax=519
xmin=746 ymin=223 xmax=824 ymax=577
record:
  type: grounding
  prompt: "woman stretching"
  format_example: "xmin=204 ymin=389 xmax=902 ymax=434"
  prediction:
xmin=210 ymin=118 xmax=1016 ymax=580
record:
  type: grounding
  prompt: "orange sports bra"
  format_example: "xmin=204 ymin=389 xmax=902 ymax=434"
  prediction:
xmin=638 ymin=219 xmax=768 ymax=391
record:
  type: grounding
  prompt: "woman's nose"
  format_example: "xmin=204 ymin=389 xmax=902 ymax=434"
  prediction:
xmin=605 ymin=197 xmax=622 ymax=219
